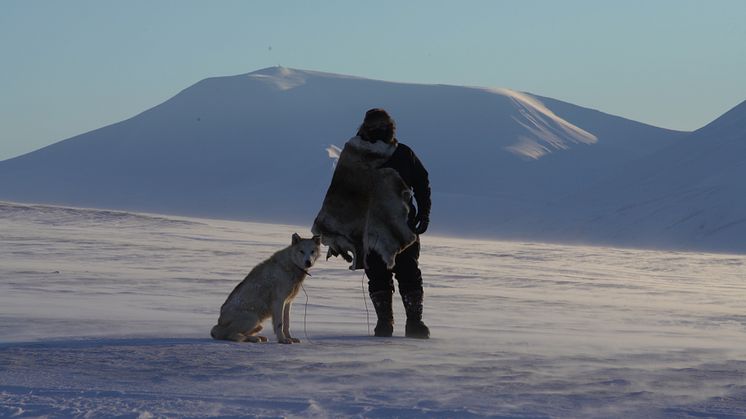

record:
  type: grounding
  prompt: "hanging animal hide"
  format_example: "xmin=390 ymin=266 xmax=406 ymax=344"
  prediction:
xmin=312 ymin=136 xmax=417 ymax=270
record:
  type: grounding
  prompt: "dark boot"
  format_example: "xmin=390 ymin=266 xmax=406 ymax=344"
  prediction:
xmin=369 ymin=290 xmax=394 ymax=337
xmin=401 ymin=289 xmax=430 ymax=339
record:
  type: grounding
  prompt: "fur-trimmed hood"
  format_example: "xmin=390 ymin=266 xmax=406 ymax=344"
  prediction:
xmin=312 ymin=136 xmax=416 ymax=270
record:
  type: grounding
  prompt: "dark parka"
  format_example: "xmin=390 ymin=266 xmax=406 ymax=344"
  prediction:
xmin=382 ymin=142 xmax=431 ymax=230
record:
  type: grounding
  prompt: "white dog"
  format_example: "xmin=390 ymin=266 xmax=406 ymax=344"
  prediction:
xmin=211 ymin=233 xmax=321 ymax=343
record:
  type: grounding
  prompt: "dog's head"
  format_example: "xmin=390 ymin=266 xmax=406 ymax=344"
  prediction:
xmin=291 ymin=233 xmax=321 ymax=270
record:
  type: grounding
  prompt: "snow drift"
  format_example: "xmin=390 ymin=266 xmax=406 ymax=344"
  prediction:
xmin=2 ymin=202 xmax=746 ymax=417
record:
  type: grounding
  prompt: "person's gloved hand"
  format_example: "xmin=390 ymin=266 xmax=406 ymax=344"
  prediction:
xmin=413 ymin=215 xmax=429 ymax=235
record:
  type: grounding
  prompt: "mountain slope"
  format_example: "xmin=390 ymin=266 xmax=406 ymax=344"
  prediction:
xmin=532 ymin=100 xmax=746 ymax=252
xmin=0 ymin=67 xmax=683 ymax=233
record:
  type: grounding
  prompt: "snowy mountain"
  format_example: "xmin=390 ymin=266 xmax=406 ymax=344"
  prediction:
xmin=531 ymin=99 xmax=746 ymax=253
xmin=0 ymin=66 xmax=683 ymax=234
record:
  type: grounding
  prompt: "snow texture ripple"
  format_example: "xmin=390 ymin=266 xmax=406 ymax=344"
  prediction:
xmin=1 ymin=202 xmax=745 ymax=418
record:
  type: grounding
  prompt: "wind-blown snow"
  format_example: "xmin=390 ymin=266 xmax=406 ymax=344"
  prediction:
xmin=2 ymin=202 xmax=745 ymax=418
xmin=248 ymin=66 xmax=309 ymax=91
xmin=484 ymin=87 xmax=598 ymax=159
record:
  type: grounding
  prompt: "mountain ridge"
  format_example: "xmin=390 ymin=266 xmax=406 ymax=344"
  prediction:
xmin=5 ymin=66 xmax=734 ymax=252
xmin=524 ymin=98 xmax=746 ymax=252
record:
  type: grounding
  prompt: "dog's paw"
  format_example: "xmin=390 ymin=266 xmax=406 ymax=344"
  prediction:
xmin=278 ymin=337 xmax=300 ymax=344
xmin=241 ymin=335 xmax=268 ymax=343
xmin=289 ymin=337 xmax=301 ymax=343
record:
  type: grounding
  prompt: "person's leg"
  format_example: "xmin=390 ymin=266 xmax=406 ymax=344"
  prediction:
xmin=365 ymin=251 xmax=394 ymax=337
xmin=393 ymin=240 xmax=430 ymax=339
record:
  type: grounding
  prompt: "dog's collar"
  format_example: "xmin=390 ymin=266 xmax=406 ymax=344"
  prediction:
xmin=295 ymin=265 xmax=311 ymax=277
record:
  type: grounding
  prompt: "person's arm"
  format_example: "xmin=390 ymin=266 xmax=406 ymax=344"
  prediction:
xmin=410 ymin=151 xmax=431 ymax=234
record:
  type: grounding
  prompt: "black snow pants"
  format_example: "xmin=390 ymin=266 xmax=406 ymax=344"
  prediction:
xmin=365 ymin=239 xmax=422 ymax=295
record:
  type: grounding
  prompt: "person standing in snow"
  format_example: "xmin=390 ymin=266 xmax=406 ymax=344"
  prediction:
xmin=313 ymin=108 xmax=431 ymax=339
xmin=357 ymin=109 xmax=432 ymax=339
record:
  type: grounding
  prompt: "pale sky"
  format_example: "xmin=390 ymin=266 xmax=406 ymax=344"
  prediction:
xmin=2 ymin=0 xmax=745 ymax=161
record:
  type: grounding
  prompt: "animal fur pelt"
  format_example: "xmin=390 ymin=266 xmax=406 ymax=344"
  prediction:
xmin=312 ymin=136 xmax=417 ymax=270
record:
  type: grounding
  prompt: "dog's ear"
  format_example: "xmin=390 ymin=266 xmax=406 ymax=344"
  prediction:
xmin=292 ymin=233 xmax=301 ymax=245
xmin=312 ymin=235 xmax=321 ymax=245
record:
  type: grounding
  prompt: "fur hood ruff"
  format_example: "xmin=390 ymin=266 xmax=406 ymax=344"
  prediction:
xmin=312 ymin=136 xmax=416 ymax=270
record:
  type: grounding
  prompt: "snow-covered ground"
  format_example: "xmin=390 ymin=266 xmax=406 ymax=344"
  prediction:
xmin=1 ymin=201 xmax=745 ymax=418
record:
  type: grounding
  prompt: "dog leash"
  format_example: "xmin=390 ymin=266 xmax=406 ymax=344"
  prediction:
xmin=301 ymin=283 xmax=312 ymax=344
xmin=300 ymin=264 xmax=373 ymax=340
xmin=302 ymin=272 xmax=372 ymax=343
